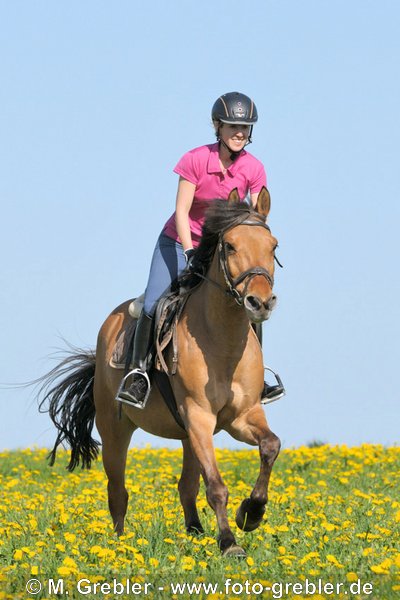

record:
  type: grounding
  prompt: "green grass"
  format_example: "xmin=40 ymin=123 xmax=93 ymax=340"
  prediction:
xmin=0 ymin=445 xmax=399 ymax=599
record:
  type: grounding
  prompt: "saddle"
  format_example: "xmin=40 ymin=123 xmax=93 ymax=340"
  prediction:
xmin=110 ymin=289 xmax=189 ymax=374
xmin=110 ymin=288 xmax=191 ymax=431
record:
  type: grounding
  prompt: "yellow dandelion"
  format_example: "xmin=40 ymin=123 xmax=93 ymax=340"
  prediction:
xmin=59 ymin=512 xmax=69 ymax=525
xmin=98 ymin=548 xmax=116 ymax=560
xmin=134 ymin=552 xmax=145 ymax=564
xmin=137 ymin=538 xmax=149 ymax=546
xmin=326 ymin=554 xmax=344 ymax=568
xmin=321 ymin=522 xmax=337 ymax=532
xmin=181 ymin=556 xmax=195 ymax=570
xmin=370 ymin=558 xmax=392 ymax=575
xmin=55 ymin=543 xmax=66 ymax=552
xmin=149 ymin=558 xmax=159 ymax=568
xmin=62 ymin=557 xmax=77 ymax=569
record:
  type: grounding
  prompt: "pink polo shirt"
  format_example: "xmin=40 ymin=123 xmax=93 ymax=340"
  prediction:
xmin=162 ymin=143 xmax=267 ymax=247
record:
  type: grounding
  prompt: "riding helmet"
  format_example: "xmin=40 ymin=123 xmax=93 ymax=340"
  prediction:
xmin=211 ymin=92 xmax=258 ymax=125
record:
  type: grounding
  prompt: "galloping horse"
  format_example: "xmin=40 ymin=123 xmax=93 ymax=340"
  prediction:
xmin=40 ymin=188 xmax=281 ymax=557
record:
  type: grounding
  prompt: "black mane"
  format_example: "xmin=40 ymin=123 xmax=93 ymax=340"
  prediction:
xmin=178 ymin=200 xmax=262 ymax=289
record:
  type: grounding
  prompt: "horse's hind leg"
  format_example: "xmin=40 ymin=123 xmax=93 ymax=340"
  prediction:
xmin=226 ymin=406 xmax=280 ymax=532
xmin=96 ymin=412 xmax=136 ymax=536
xmin=179 ymin=439 xmax=204 ymax=534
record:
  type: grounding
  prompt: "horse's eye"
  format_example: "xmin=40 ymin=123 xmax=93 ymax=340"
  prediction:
xmin=225 ymin=242 xmax=236 ymax=254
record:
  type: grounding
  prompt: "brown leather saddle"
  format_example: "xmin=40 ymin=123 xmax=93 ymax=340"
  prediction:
xmin=112 ymin=288 xmax=191 ymax=430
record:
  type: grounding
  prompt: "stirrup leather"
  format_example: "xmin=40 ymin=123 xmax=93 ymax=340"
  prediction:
xmin=115 ymin=368 xmax=151 ymax=409
xmin=261 ymin=366 xmax=285 ymax=405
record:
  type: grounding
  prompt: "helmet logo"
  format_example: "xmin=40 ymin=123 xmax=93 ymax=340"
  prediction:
xmin=234 ymin=103 xmax=244 ymax=118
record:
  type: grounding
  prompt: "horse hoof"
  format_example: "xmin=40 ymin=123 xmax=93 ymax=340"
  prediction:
xmin=236 ymin=498 xmax=265 ymax=532
xmin=222 ymin=544 xmax=247 ymax=558
xmin=186 ymin=523 xmax=205 ymax=535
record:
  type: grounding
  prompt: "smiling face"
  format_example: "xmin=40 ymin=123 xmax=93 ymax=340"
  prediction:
xmin=217 ymin=123 xmax=250 ymax=153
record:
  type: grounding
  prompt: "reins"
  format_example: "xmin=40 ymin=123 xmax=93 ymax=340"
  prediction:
xmin=194 ymin=212 xmax=283 ymax=306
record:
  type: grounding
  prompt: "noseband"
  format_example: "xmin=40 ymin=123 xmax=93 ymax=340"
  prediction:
xmin=195 ymin=211 xmax=282 ymax=306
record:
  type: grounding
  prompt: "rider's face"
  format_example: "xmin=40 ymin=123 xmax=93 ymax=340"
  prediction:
xmin=218 ymin=123 xmax=250 ymax=152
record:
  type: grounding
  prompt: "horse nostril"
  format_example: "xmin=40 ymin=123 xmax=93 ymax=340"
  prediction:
xmin=265 ymin=294 xmax=277 ymax=310
xmin=244 ymin=295 xmax=262 ymax=312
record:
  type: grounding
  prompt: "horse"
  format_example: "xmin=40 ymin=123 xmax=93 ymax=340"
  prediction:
xmin=39 ymin=187 xmax=282 ymax=558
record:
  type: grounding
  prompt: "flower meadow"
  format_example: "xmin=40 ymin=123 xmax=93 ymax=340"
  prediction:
xmin=0 ymin=444 xmax=399 ymax=599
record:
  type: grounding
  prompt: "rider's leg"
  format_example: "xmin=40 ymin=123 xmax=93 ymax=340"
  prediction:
xmin=117 ymin=310 xmax=154 ymax=406
xmin=117 ymin=234 xmax=186 ymax=407
xmin=143 ymin=234 xmax=186 ymax=317
xmin=253 ymin=323 xmax=286 ymax=403
xmin=132 ymin=312 xmax=154 ymax=371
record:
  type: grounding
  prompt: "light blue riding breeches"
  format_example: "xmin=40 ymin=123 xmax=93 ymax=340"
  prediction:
xmin=143 ymin=233 xmax=187 ymax=317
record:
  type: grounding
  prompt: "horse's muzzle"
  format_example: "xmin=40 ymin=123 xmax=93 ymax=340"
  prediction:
xmin=244 ymin=293 xmax=277 ymax=322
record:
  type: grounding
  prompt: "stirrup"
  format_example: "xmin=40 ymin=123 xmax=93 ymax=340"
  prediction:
xmin=261 ymin=366 xmax=286 ymax=405
xmin=115 ymin=368 xmax=151 ymax=409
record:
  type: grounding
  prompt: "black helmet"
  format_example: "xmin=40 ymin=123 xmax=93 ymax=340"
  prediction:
xmin=211 ymin=92 xmax=258 ymax=125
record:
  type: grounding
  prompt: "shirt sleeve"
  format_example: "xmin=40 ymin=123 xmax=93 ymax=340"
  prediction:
xmin=173 ymin=150 xmax=199 ymax=186
xmin=249 ymin=161 xmax=267 ymax=194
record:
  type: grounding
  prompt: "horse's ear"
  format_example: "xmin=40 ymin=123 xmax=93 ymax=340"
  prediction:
xmin=228 ymin=188 xmax=240 ymax=203
xmin=256 ymin=186 xmax=271 ymax=217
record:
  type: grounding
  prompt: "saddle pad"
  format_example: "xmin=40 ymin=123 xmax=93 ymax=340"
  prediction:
xmin=109 ymin=318 xmax=137 ymax=369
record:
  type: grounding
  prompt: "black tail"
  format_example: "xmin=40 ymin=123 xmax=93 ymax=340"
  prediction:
xmin=38 ymin=346 xmax=100 ymax=471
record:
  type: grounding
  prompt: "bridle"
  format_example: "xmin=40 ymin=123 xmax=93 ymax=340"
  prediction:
xmin=194 ymin=211 xmax=283 ymax=307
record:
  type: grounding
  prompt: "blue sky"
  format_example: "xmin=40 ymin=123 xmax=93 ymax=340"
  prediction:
xmin=1 ymin=0 xmax=399 ymax=451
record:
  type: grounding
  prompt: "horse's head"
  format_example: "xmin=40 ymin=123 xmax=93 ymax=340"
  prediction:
xmin=183 ymin=188 xmax=281 ymax=323
xmin=220 ymin=187 xmax=278 ymax=322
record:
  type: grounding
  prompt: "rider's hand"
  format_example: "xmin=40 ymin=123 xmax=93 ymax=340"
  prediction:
xmin=184 ymin=248 xmax=196 ymax=270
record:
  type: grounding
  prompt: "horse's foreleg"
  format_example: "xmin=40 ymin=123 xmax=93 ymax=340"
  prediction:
xmin=96 ymin=412 xmax=136 ymax=536
xmin=226 ymin=406 xmax=280 ymax=532
xmin=185 ymin=409 xmax=245 ymax=556
xmin=179 ymin=439 xmax=204 ymax=534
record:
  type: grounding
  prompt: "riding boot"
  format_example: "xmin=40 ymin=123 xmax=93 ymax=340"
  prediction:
xmin=116 ymin=312 xmax=154 ymax=408
xmin=252 ymin=323 xmax=286 ymax=404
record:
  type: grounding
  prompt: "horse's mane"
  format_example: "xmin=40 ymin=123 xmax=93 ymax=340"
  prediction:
xmin=178 ymin=200 xmax=261 ymax=289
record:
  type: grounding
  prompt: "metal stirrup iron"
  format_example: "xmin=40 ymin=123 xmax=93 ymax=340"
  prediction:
xmin=116 ymin=368 xmax=151 ymax=409
xmin=261 ymin=367 xmax=286 ymax=405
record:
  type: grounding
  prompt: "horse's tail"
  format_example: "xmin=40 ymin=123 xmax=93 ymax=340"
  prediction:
xmin=38 ymin=346 xmax=100 ymax=471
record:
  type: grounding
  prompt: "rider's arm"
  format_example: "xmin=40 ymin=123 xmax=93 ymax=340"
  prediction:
xmin=175 ymin=176 xmax=196 ymax=252
xmin=249 ymin=159 xmax=267 ymax=209
xmin=250 ymin=192 xmax=260 ymax=208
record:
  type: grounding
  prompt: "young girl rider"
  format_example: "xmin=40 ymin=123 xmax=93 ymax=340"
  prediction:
xmin=117 ymin=91 xmax=285 ymax=407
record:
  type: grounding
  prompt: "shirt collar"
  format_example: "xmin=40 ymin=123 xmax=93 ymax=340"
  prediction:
xmin=207 ymin=142 xmax=247 ymax=175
